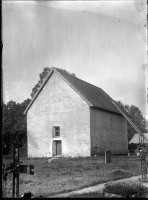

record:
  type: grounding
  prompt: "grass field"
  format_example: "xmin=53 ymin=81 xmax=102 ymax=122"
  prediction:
xmin=2 ymin=154 xmax=145 ymax=198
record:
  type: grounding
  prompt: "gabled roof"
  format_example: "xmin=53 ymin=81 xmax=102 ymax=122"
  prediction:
xmin=129 ymin=133 xmax=148 ymax=144
xmin=24 ymin=67 xmax=121 ymax=115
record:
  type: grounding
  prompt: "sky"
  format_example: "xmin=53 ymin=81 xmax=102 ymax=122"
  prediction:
xmin=2 ymin=0 xmax=147 ymax=118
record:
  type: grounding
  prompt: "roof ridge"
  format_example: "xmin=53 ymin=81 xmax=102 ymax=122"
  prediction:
xmin=55 ymin=68 xmax=103 ymax=90
xmin=56 ymin=68 xmax=114 ymax=102
xmin=55 ymin=68 xmax=119 ymax=114
xmin=24 ymin=67 xmax=120 ymax=115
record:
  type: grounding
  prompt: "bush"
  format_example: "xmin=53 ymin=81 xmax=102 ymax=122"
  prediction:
xmin=104 ymin=180 xmax=148 ymax=197
xmin=2 ymin=178 xmax=12 ymax=198
xmin=109 ymin=169 xmax=133 ymax=179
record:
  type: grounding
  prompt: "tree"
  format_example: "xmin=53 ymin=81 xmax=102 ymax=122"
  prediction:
xmin=31 ymin=67 xmax=51 ymax=99
xmin=116 ymin=101 xmax=146 ymax=142
xmin=2 ymin=98 xmax=31 ymax=153
xmin=30 ymin=67 xmax=76 ymax=98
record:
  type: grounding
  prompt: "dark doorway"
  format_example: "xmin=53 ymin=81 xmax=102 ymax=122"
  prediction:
xmin=52 ymin=140 xmax=62 ymax=156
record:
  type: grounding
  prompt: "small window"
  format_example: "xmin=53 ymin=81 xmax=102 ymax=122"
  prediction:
xmin=52 ymin=126 xmax=60 ymax=137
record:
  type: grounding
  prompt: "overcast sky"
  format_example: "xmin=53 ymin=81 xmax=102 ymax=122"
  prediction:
xmin=2 ymin=0 xmax=147 ymax=117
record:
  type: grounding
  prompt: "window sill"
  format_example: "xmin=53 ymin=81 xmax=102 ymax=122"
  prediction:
xmin=52 ymin=137 xmax=62 ymax=141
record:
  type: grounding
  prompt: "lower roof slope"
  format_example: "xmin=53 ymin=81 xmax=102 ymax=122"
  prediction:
xmin=56 ymin=68 xmax=120 ymax=115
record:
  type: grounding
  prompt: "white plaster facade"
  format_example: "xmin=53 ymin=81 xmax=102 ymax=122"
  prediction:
xmin=27 ymin=71 xmax=90 ymax=157
xmin=26 ymin=69 xmax=128 ymax=157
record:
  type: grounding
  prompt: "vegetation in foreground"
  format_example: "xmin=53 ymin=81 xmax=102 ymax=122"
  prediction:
xmin=68 ymin=180 xmax=148 ymax=198
xmin=103 ymin=180 xmax=148 ymax=197
xmin=2 ymin=155 xmax=145 ymax=198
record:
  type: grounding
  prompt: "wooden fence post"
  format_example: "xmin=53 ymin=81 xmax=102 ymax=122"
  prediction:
xmin=12 ymin=146 xmax=19 ymax=198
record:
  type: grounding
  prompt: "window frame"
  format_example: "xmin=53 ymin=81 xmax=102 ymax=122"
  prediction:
xmin=52 ymin=126 xmax=60 ymax=137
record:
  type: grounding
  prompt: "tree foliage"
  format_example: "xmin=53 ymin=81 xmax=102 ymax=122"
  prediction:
xmin=116 ymin=101 xmax=146 ymax=141
xmin=30 ymin=67 xmax=51 ymax=99
xmin=30 ymin=67 xmax=76 ymax=98
xmin=2 ymin=98 xmax=31 ymax=153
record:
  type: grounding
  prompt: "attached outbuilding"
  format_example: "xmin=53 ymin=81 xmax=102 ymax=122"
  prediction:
xmin=129 ymin=133 xmax=148 ymax=145
xmin=24 ymin=67 xmax=128 ymax=157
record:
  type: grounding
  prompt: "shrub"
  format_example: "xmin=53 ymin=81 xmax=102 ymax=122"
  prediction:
xmin=139 ymin=178 xmax=148 ymax=183
xmin=109 ymin=169 xmax=133 ymax=179
xmin=104 ymin=180 xmax=148 ymax=197
xmin=2 ymin=178 xmax=12 ymax=198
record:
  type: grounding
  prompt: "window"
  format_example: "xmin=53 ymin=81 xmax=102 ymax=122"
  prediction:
xmin=52 ymin=126 xmax=60 ymax=137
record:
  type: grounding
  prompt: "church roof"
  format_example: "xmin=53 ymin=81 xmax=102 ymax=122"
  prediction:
xmin=24 ymin=67 xmax=121 ymax=115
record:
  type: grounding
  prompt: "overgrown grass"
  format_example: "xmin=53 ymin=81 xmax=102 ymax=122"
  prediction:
xmin=2 ymin=155 xmax=146 ymax=197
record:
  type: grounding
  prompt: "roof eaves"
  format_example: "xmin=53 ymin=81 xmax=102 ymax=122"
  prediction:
xmin=24 ymin=68 xmax=55 ymax=114
xmin=91 ymin=106 xmax=123 ymax=116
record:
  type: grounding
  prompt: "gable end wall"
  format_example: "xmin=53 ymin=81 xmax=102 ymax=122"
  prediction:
xmin=27 ymin=71 xmax=90 ymax=157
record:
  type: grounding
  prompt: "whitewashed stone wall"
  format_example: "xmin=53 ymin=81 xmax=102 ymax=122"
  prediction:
xmin=27 ymin=71 xmax=90 ymax=157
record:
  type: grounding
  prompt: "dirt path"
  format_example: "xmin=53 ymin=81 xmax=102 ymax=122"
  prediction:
xmin=49 ymin=175 xmax=148 ymax=198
